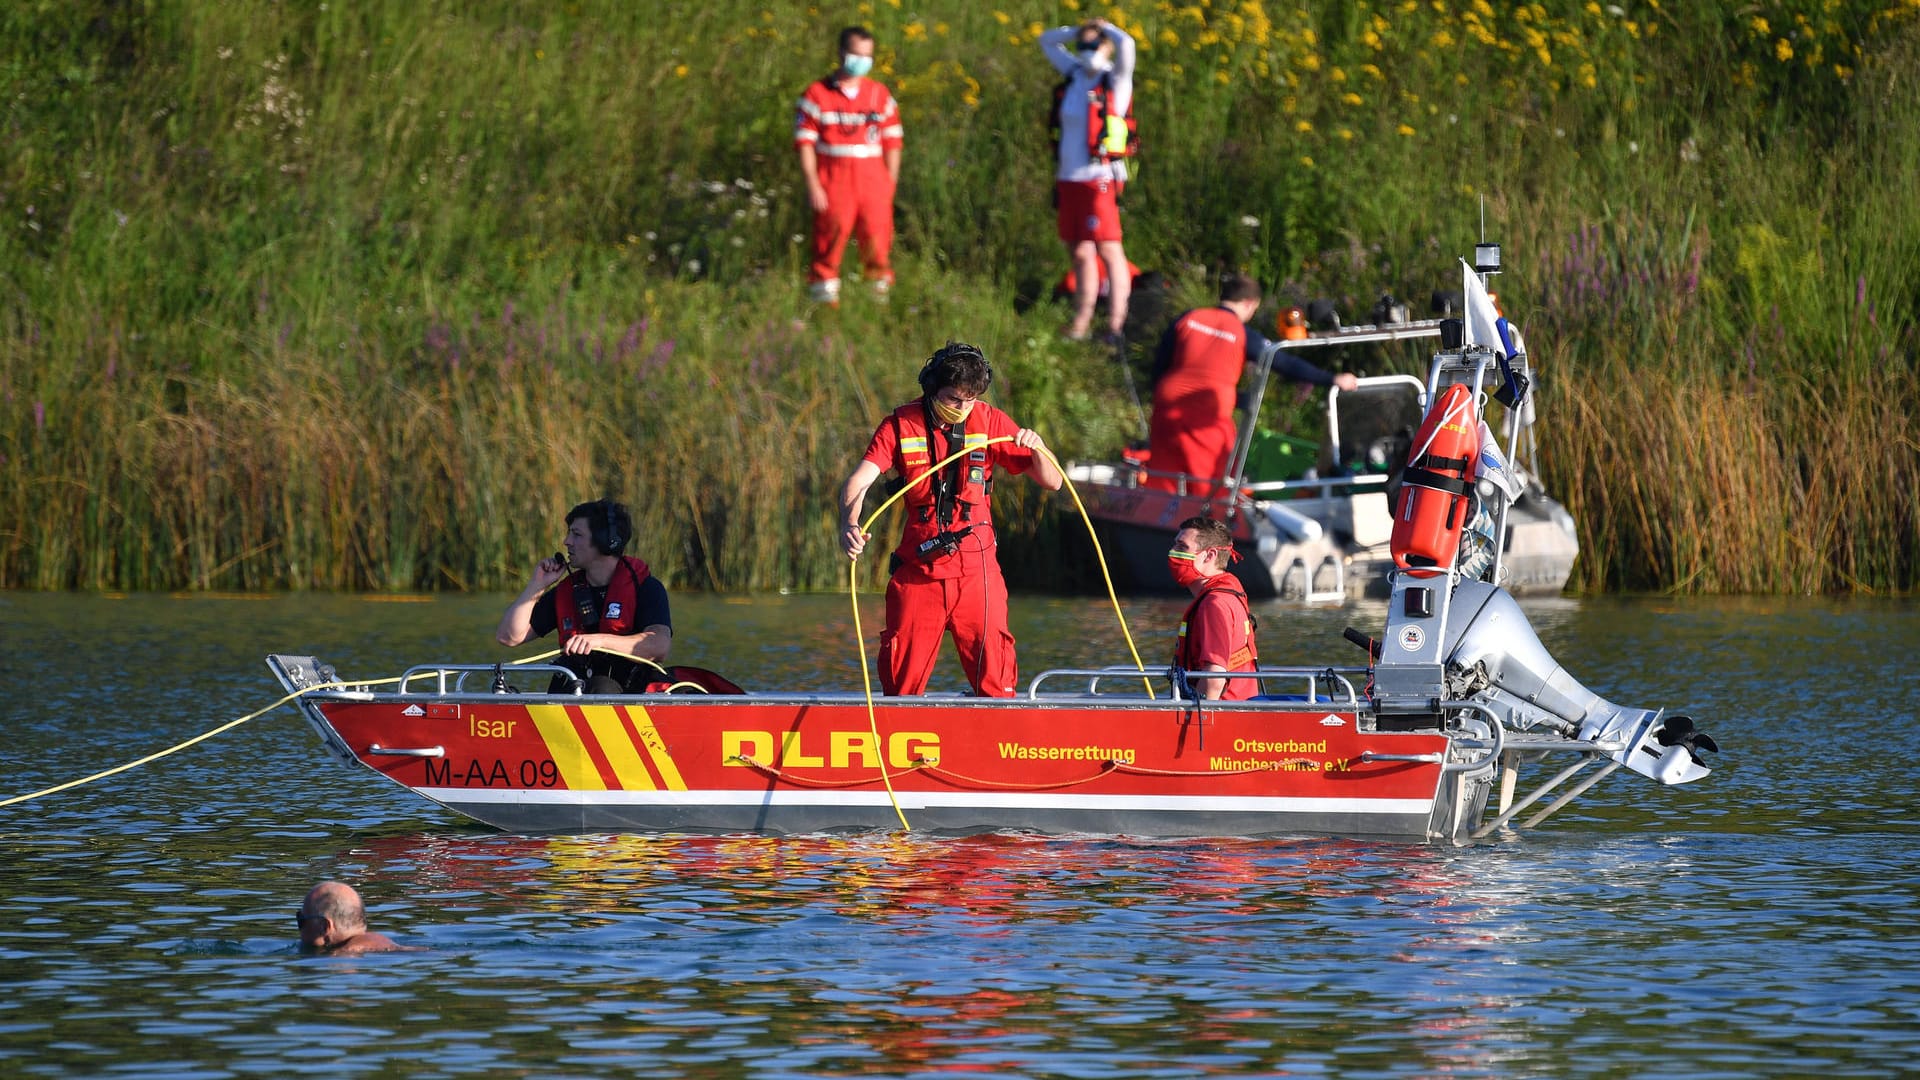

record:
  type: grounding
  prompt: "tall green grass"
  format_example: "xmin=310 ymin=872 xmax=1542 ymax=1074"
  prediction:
xmin=1 ymin=1 xmax=1915 ymax=593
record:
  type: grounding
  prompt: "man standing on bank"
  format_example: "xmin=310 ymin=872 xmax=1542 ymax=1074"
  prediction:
xmin=795 ymin=25 xmax=903 ymax=307
xmin=1167 ymin=516 xmax=1261 ymax=701
xmin=495 ymin=499 xmax=671 ymax=692
xmin=1041 ymin=18 xmax=1137 ymax=344
xmin=838 ymin=342 xmax=1063 ymax=697
xmin=1147 ymin=274 xmax=1358 ymax=496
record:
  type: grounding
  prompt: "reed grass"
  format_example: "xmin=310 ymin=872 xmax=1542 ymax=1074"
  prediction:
xmin=1 ymin=1 xmax=1916 ymax=593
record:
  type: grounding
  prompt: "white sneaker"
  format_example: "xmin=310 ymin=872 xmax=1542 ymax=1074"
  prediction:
xmin=871 ymin=279 xmax=891 ymax=304
xmin=808 ymin=279 xmax=842 ymax=306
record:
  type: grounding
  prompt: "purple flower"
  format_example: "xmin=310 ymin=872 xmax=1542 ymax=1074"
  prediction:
xmin=33 ymin=400 xmax=45 ymax=431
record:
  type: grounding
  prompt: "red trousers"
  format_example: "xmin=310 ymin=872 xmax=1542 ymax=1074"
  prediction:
xmin=878 ymin=570 xmax=1017 ymax=697
xmin=810 ymin=161 xmax=895 ymax=285
xmin=1146 ymin=415 xmax=1236 ymax=497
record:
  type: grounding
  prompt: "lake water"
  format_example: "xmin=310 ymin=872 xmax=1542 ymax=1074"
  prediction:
xmin=2 ymin=590 xmax=1917 ymax=1077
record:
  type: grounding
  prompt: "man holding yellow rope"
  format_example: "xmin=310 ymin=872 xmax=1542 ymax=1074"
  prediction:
xmin=838 ymin=342 xmax=1062 ymax=697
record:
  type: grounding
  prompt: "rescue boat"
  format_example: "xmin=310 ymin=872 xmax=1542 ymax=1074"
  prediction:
xmin=269 ymin=244 xmax=1710 ymax=841
xmin=1065 ymin=247 xmax=1579 ymax=601
xmin=268 ymin=573 xmax=1713 ymax=841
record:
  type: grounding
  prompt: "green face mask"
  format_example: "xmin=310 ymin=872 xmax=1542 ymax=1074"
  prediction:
xmin=842 ymin=53 xmax=873 ymax=78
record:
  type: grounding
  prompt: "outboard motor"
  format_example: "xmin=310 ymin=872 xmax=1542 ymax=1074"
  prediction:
xmin=1373 ymin=578 xmax=1715 ymax=785
xmin=1441 ymin=581 xmax=1714 ymax=784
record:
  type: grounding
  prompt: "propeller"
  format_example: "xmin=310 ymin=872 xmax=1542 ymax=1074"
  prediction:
xmin=1655 ymin=714 xmax=1720 ymax=765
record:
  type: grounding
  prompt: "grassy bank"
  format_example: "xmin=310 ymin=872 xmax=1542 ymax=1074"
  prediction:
xmin=2 ymin=1 xmax=1916 ymax=593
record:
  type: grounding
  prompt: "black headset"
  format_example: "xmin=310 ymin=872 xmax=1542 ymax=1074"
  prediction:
xmin=917 ymin=341 xmax=992 ymax=398
xmin=589 ymin=499 xmax=631 ymax=556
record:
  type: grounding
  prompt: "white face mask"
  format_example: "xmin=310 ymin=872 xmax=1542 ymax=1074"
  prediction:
xmin=1080 ymin=51 xmax=1113 ymax=75
xmin=842 ymin=53 xmax=873 ymax=78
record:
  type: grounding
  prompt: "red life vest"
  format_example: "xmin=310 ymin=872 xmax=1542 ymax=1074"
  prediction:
xmin=1175 ymin=575 xmax=1259 ymax=701
xmin=1050 ymin=73 xmax=1138 ymax=161
xmin=551 ymin=556 xmax=654 ymax=645
xmin=886 ymin=400 xmax=1001 ymax=580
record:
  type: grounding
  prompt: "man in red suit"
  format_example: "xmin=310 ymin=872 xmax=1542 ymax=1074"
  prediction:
xmin=838 ymin=343 xmax=1063 ymax=696
xmin=1147 ymin=274 xmax=1357 ymax=496
xmin=795 ymin=26 xmax=903 ymax=306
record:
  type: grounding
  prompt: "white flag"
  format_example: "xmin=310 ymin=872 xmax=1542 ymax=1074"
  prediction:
xmin=1461 ymin=258 xmax=1505 ymax=358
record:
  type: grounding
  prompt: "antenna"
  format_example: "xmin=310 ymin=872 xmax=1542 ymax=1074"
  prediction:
xmin=1473 ymin=195 xmax=1500 ymax=275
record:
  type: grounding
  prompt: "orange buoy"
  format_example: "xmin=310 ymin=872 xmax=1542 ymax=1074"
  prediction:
xmin=1391 ymin=383 xmax=1479 ymax=571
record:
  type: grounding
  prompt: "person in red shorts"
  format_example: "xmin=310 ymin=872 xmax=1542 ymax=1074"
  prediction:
xmin=795 ymin=26 xmax=903 ymax=306
xmin=1040 ymin=19 xmax=1136 ymax=344
xmin=1147 ymin=274 xmax=1357 ymax=496
xmin=837 ymin=342 xmax=1063 ymax=697
xmin=1167 ymin=516 xmax=1261 ymax=701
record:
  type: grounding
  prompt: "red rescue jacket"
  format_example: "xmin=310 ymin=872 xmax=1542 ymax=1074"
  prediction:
xmin=1050 ymin=73 xmax=1138 ymax=161
xmin=552 ymin=556 xmax=653 ymax=645
xmin=1174 ymin=575 xmax=1259 ymax=701
xmin=885 ymin=400 xmax=1008 ymax=581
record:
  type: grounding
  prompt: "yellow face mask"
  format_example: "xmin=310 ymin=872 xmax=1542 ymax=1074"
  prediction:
xmin=930 ymin=396 xmax=974 ymax=425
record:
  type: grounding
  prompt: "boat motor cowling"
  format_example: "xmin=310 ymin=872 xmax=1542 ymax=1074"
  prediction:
xmin=1440 ymin=581 xmax=1715 ymax=786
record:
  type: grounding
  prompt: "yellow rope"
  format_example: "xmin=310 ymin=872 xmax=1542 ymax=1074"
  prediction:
xmin=845 ymin=435 xmax=1155 ymax=831
xmin=6 ymin=433 xmax=1154 ymax=820
xmin=0 ymin=648 xmax=570 ymax=809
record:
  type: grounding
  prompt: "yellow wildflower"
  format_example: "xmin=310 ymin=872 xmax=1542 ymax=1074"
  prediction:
xmin=1160 ymin=28 xmax=1180 ymax=47
xmin=1342 ymin=91 xmax=1363 ymax=105
xmin=993 ymin=10 xmax=1009 ymax=24
xmin=674 ymin=63 xmax=689 ymax=77
xmin=1398 ymin=123 xmax=1416 ymax=136
xmin=1775 ymin=38 xmax=1793 ymax=61
xmin=1432 ymin=29 xmax=1455 ymax=48
xmin=1300 ymin=155 xmax=1315 ymax=167
xmin=1338 ymin=128 xmax=1353 ymax=140
xmin=1362 ymin=63 xmax=1383 ymax=79
xmin=1750 ymin=17 xmax=1769 ymax=36
xmin=1331 ymin=66 xmax=1347 ymax=81
xmin=1215 ymin=69 xmax=1231 ymax=84
xmin=1296 ymin=119 xmax=1312 ymax=132
xmin=903 ymin=21 xmax=926 ymax=41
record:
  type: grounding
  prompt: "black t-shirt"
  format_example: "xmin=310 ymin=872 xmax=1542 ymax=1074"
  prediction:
xmin=529 ymin=568 xmax=671 ymax=639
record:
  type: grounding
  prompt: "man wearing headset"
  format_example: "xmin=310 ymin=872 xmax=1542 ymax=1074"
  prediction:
xmin=496 ymin=499 xmax=671 ymax=692
xmin=838 ymin=343 xmax=1063 ymax=697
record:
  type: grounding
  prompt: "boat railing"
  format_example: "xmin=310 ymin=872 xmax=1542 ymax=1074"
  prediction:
xmin=1027 ymin=665 xmax=1363 ymax=708
xmin=397 ymin=663 xmax=581 ymax=695
xmin=1071 ymin=460 xmax=1391 ymax=504
xmin=1237 ymin=474 xmax=1390 ymax=499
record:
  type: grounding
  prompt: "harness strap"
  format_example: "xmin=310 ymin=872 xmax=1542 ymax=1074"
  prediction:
xmin=1401 ymin=467 xmax=1471 ymax=497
